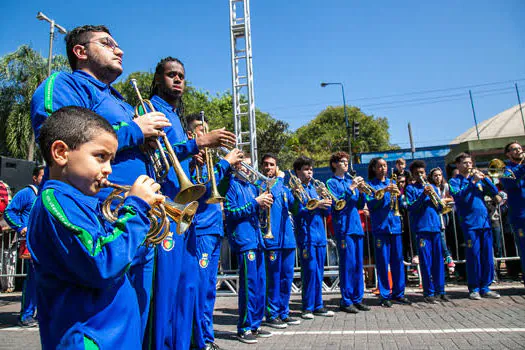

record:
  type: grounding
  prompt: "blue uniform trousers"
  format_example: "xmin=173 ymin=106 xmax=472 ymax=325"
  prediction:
xmin=374 ymin=235 xmax=405 ymax=300
xmin=128 ymin=247 xmax=155 ymax=342
xmin=337 ymin=235 xmax=364 ymax=306
xmin=300 ymin=245 xmax=326 ymax=312
xmin=265 ymin=248 xmax=295 ymax=320
xmin=193 ymin=234 xmax=222 ymax=348
xmin=464 ymin=228 xmax=494 ymax=294
xmin=173 ymin=228 xmax=199 ymax=349
xmin=144 ymin=228 xmax=184 ymax=350
xmin=237 ymin=249 xmax=266 ymax=334
xmin=20 ymin=260 xmax=37 ymax=322
xmin=417 ymin=232 xmax=445 ymax=297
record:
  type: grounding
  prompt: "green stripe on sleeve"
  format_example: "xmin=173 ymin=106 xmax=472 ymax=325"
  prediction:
xmin=44 ymin=73 xmax=59 ymax=116
xmin=42 ymin=189 xmax=137 ymax=256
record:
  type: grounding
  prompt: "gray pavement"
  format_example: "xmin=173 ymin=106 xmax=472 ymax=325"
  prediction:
xmin=1 ymin=282 xmax=525 ymax=349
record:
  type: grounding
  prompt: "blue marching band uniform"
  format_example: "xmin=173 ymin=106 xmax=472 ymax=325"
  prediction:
xmin=405 ymin=182 xmax=445 ymax=298
xmin=449 ymin=174 xmax=499 ymax=295
xmin=326 ymin=175 xmax=366 ymax=308
xmin=4 ymin=184 xmax=39 ymax=325
xmin=366 ymin=177 xmax=406 ymax=302
xmin=499 ymin=161 xmax=525 ymax=286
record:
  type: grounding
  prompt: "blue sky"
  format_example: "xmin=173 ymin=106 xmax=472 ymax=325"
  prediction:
xmin=1 ymin=0 xmax=524 ymax=149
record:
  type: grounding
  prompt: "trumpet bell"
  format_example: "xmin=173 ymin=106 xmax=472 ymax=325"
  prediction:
xmin=306 ymin=199 xmax=319 ymax=210
xmin=441 ymin=206 xmax=453 ymax=215
xmin=374 ymin=189 xmax=385 ymax=200
xmin=206 ymin=195 xmax=225 ymax=205
xmin=335 ymin=199 xmax=346 ymax=211
xmin=174 ymin=184 xmax=207 ymax=205
xmin=164 ymin=200 xmax=199 ymax=235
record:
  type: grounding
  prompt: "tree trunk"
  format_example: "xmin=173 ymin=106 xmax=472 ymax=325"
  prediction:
xmin=27 ymin=131 xmax=35 ymax=161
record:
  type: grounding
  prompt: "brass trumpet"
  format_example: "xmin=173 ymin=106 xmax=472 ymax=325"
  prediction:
xmin=130 ymin=79 xmax=206 ymax=204
xmin=390 ymin=170 xmax=401 ymax=216
xmin=345 ymin=172 xmax=385 ymax=200
xmin=100 ymin=179 xmax=199 ymax=246
xmin=487 ymin=158 xmax=516 ymax=179
xmin=287 ymin=170 xmax=319 ymax=210
xmin=312 ymin=178 xmax=346 ymax=211
xmin=191 ymin=111 xmax=225 ymax=205
xmin=419 ymin=175 xmax=453 ymax=215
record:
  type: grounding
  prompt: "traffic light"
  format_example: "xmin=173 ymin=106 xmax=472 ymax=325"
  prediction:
xmin=352 ymin=121 xmax=360 ymax=139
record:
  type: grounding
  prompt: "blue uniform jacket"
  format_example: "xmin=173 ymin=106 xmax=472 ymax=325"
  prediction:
xmin=291 ymin=182 xmax=330 ymax=247
xmin=190 ymin=158 xmax=231 ymax=236
xmin=150 ymin=95 xmax=199 ymax=200
xmin=326 ymin=175 xmax=365 ymax=239
xmin=4 ymin=186 xmax=37 ymax=233
xmin=27 ymin=180 xmax=151 ymax=349
xmin=405 ymin=183 xmax=441 ymax=233
xmin=449 ymin=174 xmax=498 ymax=230
xmin=366 ymin=178 xmax=402 ymax=236
xmin=499 ymin=161 xmax=525 ymax=227
xmin=257 ymin=177 xmax=296 ymax=250
xmin=31 ymin=71 xmax=151 ymax=194
xmin=224 ymin=175 xmax=265 ymax=253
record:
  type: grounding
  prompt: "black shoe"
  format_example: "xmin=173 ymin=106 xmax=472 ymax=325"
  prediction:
xmin=238 ymin=331 xmax=257 ymax=344
xmin=424 ymin=296 xmax=438 ymax=304
xmin=252 ymin=328 xmax=272 ymax=338
xmin=204 ymin=343 xmax=221 ymax=350
xmin=281 ymin=317 xmax=301 ymax=325
xmin=393 ymin=297 xmax=412 ymax=305
xmin=379 ymin=298 xmax=393 ymax=308
xmin=354 ymin=303 xmax=371 ymax=311
xmin=313 ymin=307 xmax=335 ymax=317
xmin=265 ymin=317 xmax=288 ymax=329
xmin=439 ymin=294 xmax=451 ymax=302
xmin=18 ymin=317 xmax=38 ymax=328
xmin=340 ymin=305 xmax=359 ymax=314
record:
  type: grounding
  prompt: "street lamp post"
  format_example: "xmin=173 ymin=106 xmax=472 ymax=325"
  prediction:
xmin=321 ymin=82 xmax=354 ymax=170
xmin=36 ymin=12 xmax=67 ymax=76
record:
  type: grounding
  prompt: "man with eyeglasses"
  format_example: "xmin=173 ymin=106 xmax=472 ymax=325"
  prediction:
xmin=500 ymin=142 xmax=525 ymax=286
xmin=30 ymin=25 xmax=170 ymax=346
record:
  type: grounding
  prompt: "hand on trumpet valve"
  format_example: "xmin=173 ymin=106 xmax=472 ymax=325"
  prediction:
xmin=224 ymin=148 xmax=244 ymax=166
xmin=351 ymin=176 xmax=364 ymax=190
xmin=318 ymin=198 xmax=332 ymax=210
xmin=193 ymin=150 xmax=206 ymax=167
xmin=130 ymin=175 xmax=164 ymax=206
xmin=134 ymin=112 xmax=170 ymax=139
xmin=386 ymin=183 xmax=400 ymax=194
xmin=423 ymin=185 xmax=433 ymax=196
xmin=256 ymin=192 xmax=274 ymax=209
xmin=196 ymin=127 xmax=237 ymax=149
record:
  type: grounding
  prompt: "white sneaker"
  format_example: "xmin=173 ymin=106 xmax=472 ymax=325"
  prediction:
xmin=301 ymin=311 xmax=314 ymax=319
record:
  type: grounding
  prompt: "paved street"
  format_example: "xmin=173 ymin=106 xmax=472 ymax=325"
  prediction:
xmin=1 ymin=282 xmax=524 ymax=349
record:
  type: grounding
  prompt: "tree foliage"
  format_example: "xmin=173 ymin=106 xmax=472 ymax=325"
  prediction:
xmin=0 ymin=45 xmax=69 ymax=159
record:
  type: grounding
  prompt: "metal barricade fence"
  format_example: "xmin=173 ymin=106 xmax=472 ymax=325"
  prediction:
xmin=0 ymin=228 xmax=28 ymax=292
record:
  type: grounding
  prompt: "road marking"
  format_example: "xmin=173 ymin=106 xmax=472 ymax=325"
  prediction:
xmin=214 ymin=328 xmax=525 ymax=336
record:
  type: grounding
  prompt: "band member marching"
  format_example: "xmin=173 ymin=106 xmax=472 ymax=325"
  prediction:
xmin=499 ymin=142 xmax=525 ymax=286
xmin=326 ymin=152 xmax=370 ymax=313
xmin=259 ymin=153 xmax=301 ymax=329
xmin=289 ymin=156 xmax=334 ymax=319
xmin=405 ymin=160 xmax=450 ymax=303
xmin=224 ymin=157 xmax=274 ymax=344
xmin=366 ymin=157 xmax=411 ymax=307
xmin=449 ymin=153 xmax=500 ymax=300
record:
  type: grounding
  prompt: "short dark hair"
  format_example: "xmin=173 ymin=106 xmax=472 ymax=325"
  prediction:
xmin=150 ymin=57 xmax=185 ymax=98
xmin=32 ymin=166 xmax=45 ymax=178
xmin=65 ymin=25 xmax=111 ymax=70
xmin=395 ymin=158 xmax=406 ymax=165
xmin=454 ymin=152 xmax=471 ymax=164
xmin=504 ymin=141 xmax=521 ymax=154
xmin=185 ymin=112 xmax=208 ymax=131
xmin=367 ymin=157 xmax=384 ymax=180
xmin=39 ymin=106 xmax=116 ymax=165
xmin=293 ymin=156 xmax=314 ymax=172
xmin=409 ymin=160 xmax=426 ymax=174
xmin=261 ymin=153 xmax=278 ymax=164
xmin=329 ymin=151 xmax=350 ymax=172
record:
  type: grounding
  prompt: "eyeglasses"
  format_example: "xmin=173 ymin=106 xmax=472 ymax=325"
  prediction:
xmin=81 ymin=37 xmax=121 ymax=52
xmin=338 ymin=160 xmax=349 ymax=165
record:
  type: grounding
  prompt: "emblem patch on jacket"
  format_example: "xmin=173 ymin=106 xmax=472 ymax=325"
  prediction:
xmin=199 ymin=253 xmax=209 ymax=268
xmin=269 ymin=251 xmax=277 ymax=261
xmin=376 ymin=239 xmax=382 ymax=248
xmin=247 ymin=250 xmax=256 ymax=261
xmin=162 ymin=232 xmax=175 ymax=252
xmin=419 ymin=239 xmax=425 ymax=248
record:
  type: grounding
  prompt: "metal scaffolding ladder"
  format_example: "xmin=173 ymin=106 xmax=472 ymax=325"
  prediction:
xmin=229 ymin=0 xmax=258 ymax=169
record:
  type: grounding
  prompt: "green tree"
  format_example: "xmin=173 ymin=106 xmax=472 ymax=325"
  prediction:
xmin=285 ymin=106 xmax=396 ymax=166
xmin=0 ymin=45 xmax=69 ymax=159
